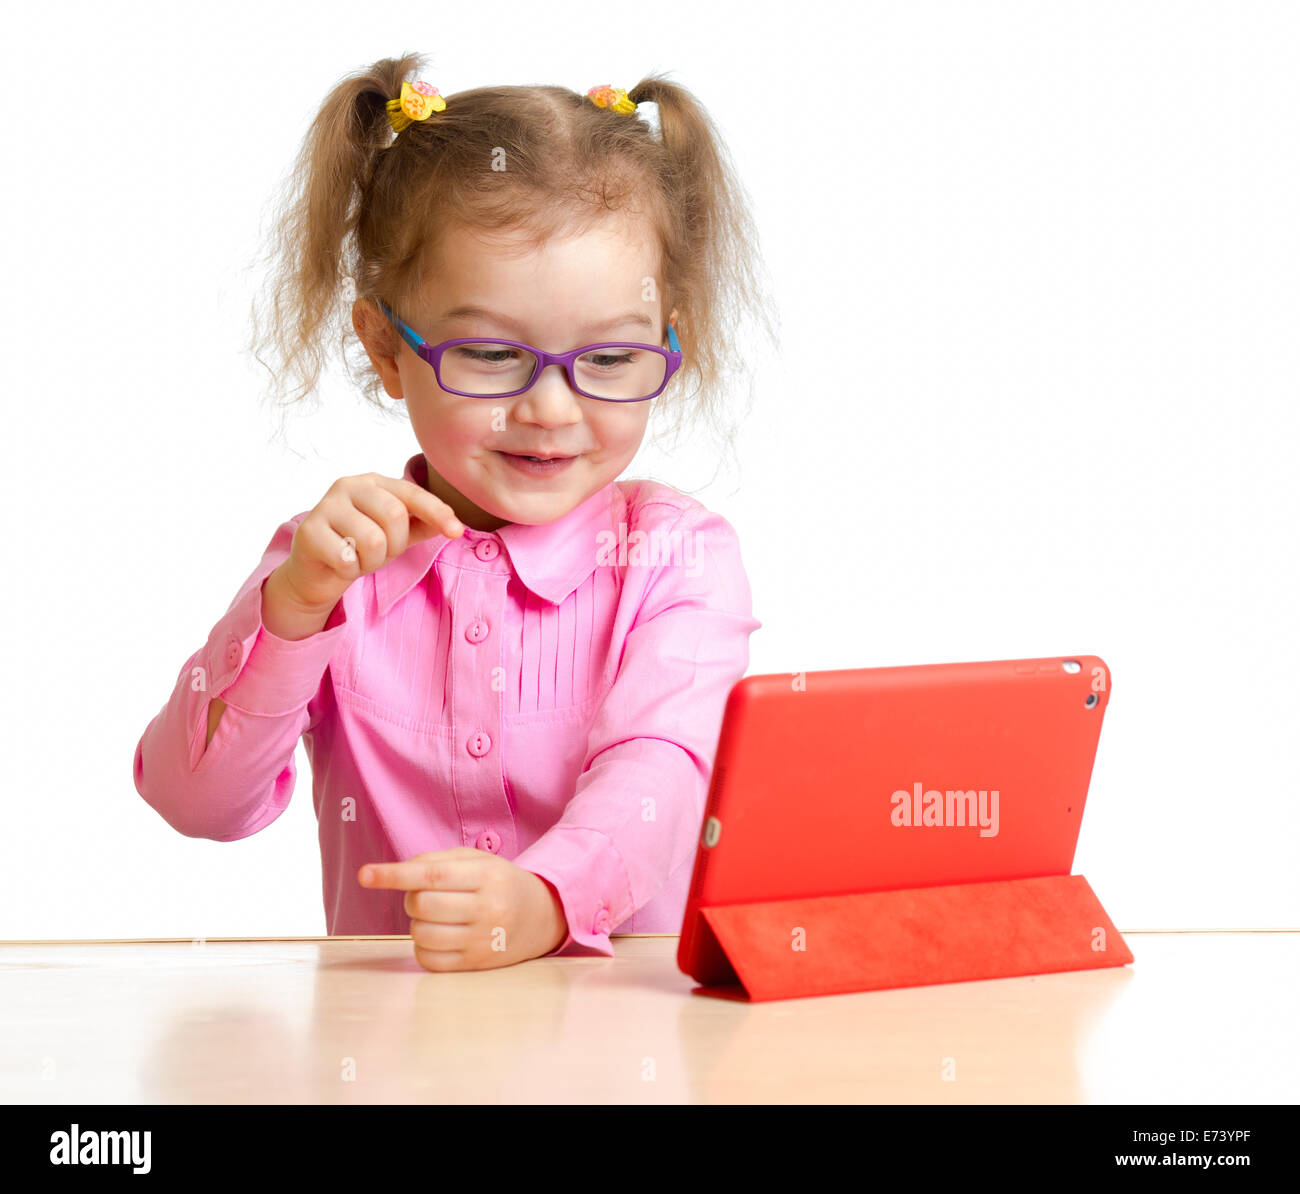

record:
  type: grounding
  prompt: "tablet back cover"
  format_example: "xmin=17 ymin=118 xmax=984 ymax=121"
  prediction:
xmin=677 ymin=656 xmax=1111 ymax=985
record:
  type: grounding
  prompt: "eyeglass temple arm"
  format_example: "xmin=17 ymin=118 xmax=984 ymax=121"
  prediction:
xmin=376 ymin=300 xmax=425 ymax=354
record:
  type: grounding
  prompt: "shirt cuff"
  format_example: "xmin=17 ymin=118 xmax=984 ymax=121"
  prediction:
xmin=514 ymin=826 xmax=632 ymax=958
xmin=209 ymin=576 xmax=348 ymax=716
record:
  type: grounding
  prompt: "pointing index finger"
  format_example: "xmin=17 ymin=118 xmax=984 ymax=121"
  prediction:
xmin=357 ymin=851 xmax=481 ymax=892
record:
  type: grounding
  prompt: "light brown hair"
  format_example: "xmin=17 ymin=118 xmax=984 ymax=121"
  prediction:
xmin=248 ymin=52 xmax=777 ymax=464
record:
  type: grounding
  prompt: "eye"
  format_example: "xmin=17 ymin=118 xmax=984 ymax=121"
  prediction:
xmin=456 ymin=346 xmax=520 ymax=364
xmin=580 ymin=351 xmax=637 ymax=369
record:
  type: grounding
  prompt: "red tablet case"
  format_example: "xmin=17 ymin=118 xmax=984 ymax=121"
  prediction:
xmin=676 ymin=656 xmax=1133 ymax=1001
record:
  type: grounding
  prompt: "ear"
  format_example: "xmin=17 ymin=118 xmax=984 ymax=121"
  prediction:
xmin=352 ymin=298 xmax=405 ymax=402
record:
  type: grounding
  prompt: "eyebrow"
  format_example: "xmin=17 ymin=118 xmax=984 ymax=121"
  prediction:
xmin=439 ymin=304 xmax=655 ymax=337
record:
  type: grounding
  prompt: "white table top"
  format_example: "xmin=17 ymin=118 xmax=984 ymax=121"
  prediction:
xmin=1 ymin=931 xmax=1294 ymax=1103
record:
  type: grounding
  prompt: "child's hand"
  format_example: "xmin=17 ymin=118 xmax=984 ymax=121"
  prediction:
xmin=357 ymin=848 xmax=569 ymax=970
xmin=277 ymin=473 xmax=465 ymax=612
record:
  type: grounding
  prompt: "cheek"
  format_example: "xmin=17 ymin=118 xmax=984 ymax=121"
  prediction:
xmin=595 ymin=409 xmax=650 ymax=450
xmin=413 ymin=400 xmax=491 ymax=448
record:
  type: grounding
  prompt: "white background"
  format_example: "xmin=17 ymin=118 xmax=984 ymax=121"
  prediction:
xmin=2 ymin=1 xmax=1296 ymax=937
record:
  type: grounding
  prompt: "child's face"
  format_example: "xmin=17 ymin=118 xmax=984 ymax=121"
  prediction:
xmin=354 ymin=213 xmax=676 ymax=532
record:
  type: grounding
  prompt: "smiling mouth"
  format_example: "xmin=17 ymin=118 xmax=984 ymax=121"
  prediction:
xmin=500 ymin=451 xmax=577 ymax=461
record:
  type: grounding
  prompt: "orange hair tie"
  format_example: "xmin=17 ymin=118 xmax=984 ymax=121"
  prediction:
xmin=586 ymin=84 xmax=637 ymax=115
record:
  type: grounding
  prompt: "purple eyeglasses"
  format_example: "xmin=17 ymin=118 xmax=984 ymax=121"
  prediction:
xmin=376 ymin=299 xmax=683 ymax=403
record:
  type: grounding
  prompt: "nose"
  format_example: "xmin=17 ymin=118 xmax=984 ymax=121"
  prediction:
xmin=511 ymin=362 xmax=584 ymax=426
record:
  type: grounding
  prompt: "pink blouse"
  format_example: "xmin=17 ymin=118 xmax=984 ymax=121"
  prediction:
xmin=133 ymin=453 xmax=761 ymax=956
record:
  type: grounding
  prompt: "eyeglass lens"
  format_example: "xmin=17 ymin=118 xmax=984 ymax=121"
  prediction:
xmin=440 ymin=342 xmax=667 ymax=400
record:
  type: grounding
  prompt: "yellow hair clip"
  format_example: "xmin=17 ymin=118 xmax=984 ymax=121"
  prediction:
xmin=586 ymin=84 xmax=637 ymax=115
xmin=387 ymin=79 xmax=446 ymax=133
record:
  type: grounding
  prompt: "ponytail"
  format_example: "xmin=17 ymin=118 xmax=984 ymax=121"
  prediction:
xmin=249 ymin=53 xmax=424 ymax=417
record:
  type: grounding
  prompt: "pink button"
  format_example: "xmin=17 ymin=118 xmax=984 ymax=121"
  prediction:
xmin=465 ymin=618 xmax=489 ymax=643
xmin=466 ymin=730 xmax=491 ymax=757
xmin=473 ymin=539 xmax=500 ymax=561
xmin=475 ymin=829 xmax=501 ymax=853
xmin=226 ymin=640 xmax=241 ymax=668
xmin=592 ymin=903 xmax=612 ymax=934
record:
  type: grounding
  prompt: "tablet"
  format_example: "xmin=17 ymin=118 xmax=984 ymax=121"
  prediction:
xmin=677 ymin=655 xmax=1113 ymax=988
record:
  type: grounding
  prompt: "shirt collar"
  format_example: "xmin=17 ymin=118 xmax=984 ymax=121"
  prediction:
xmin=373 ymin=453 xmax=621 ymax=615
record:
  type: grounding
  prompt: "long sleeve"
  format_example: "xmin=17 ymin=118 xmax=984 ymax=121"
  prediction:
xmin=132 ymin=515 xmax=349 ymax=842
xmin=513 ymin=503 xmax=761 ymax=957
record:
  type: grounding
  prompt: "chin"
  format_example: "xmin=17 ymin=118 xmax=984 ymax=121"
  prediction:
xmin=493 ymin=492 xmax=577 ymax=523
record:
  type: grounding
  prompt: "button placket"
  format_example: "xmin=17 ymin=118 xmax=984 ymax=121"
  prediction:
xmin=449 ymin=534 xmax=516 ymax=857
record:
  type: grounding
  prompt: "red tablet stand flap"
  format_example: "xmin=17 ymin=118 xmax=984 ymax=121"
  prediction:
xmin=692 ymin=874 xmax=1133 ymax=1002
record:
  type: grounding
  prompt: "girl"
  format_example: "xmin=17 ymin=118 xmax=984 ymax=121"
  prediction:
xmin=133 ymin=53 xmax=774 ymax=971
